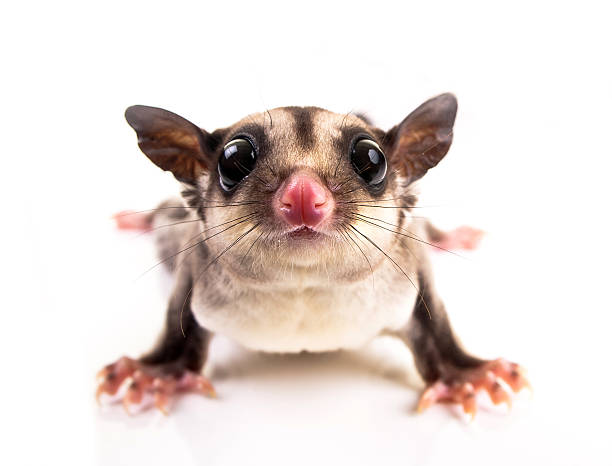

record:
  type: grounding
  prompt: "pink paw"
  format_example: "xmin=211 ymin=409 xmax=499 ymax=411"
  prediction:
xmin=113 ymin=210 xmax=153 ymax=231
xmin=96 ymin=356 xmax=215 ymax=415
xmin=417 ymin=359 xmax=530 ymax=419
xmin=431 ymin=225 xmax=484 ymax=251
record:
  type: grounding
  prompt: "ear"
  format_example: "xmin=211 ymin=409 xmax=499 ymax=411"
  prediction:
xmin=385 ymin=93 xmax=457 ymax=184
xmin=125 ymin=105 xmax=212 ymax=184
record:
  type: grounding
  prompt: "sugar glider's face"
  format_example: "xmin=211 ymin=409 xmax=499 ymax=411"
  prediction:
xmin=125 ymin=95 xmax=457 ymax=282
xmin=198 ymin=107 xmax=398 ymax=276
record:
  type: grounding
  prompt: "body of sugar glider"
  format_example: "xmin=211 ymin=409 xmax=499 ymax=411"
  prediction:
xmin=99 ymin=94 xmax=528 ymax=415
xmin=153 ymin=197 xmax=423 ymax=354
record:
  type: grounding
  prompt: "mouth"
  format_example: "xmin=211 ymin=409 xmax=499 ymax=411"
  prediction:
xmin=286 ymin=226 xmax=325 ymax=240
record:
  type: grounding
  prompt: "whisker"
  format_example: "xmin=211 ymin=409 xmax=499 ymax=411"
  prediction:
xmin=115 ymin=201 xmax=263 ymax=218
xmin=173 ymin=213 xmax=262 ymax=274
xmin=233 ymin=159 xmax=274 ymax=190
xmin=341 ymin=227 xmax=375 ymax=290
xmin=114 ymin=206 xmax=197 ymax=217
xmin=355 ymin=161 xmax=373 ymax=176
xmin=351 ymin=213 xmax=465 ymax=258
xmin=239 ymin=228 xmax=265 ymax=267
xmin=265 ymin=109 xmax=273 ymax=128
xmin=331 ymin=176 xmax=355 ymax=192
xmin=179 ymin=222 xmax=261 ymax=336
xmin=199 ymin=202 xmax=264 ymax=208
xmin=200 ymin=197 xmax=263 ymax=204
xmin=136 ymin=214 xmax=259 ymax=280
xmin=348 ymin=211 xmax=429 ymax=220
xmin=334 ymin=109 xmax=354 ymax=177
xmin=334 ymin=186 xmax=362 ymax=197
xmin=349 ymin=225 xmax=431 ymax=319
xmin=352 ymin=204 xmax=431 ymax=209
xmin=130 ymin=218 xmax=202 ymax=239
xmin=338 ymin=198 xmax=404 ymax=204
xmin=262 ymin=156 xmax=277 ymax=177
xmin=340 ymin=109 xmax=354 ymax=129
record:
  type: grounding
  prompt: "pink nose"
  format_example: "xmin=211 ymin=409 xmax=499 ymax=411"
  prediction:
xmin=276 ymin=173 xmax=334 ymax=228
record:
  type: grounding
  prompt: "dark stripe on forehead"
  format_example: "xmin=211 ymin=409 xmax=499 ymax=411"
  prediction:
xmin=285 ymin=106 xmax=317 ymax=151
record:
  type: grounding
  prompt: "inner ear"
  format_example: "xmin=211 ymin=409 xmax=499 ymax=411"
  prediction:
xmin=385 ymin=93 xmax=457 ymax=184
xmin=125 ymin=105 xmax=213 ymax=185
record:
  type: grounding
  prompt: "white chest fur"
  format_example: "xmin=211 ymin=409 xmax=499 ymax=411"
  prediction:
xmin=191 ymin=276 xmax=417 ymax=353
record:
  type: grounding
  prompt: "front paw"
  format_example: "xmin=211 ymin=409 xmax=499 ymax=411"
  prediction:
xmin=96 ymin=356 xmax=215 ymax=414
xmin=418 ymin=359 xmax=530 ymax=419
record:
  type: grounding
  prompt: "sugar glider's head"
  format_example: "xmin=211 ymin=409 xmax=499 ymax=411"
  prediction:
xmin=125 ymin=94 xmax=457 ymax=283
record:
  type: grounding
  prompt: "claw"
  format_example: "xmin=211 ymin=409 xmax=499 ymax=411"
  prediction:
xmin=153 ymin=378 xmax=176 ymax=415
xmin=460 ymin=384 xmax=477 ymax=420
xmin=154 ymin=391 xmax=169 ymax=415
xmin=481 ymin=370 xmax=512 ymax=409
xmin=96 ymin=372 xmax=123 ymax=402
xmin=96 ymin=365 xmax=111 ymax=381
xmin=488 ymin=382 xmax=512 ymax=409
xmin=96 ymin=356 xmax=216 ymax=415
xmin=490 ymin=359 xmax=531 ymax=393
xmin=417 ymin=381 xmax=446 ymax=413
xmin=417 ymin=386 xmax=436 ymax=413
xmin=506 ymin=369 xmax=531 ymax=393
xmin=122 ymin=381 xmax=144 ymax=414
xmin=416 ymin=359 xmax=529 ymax=419
xmin=95 ymin=384 xmax=105 ymax=405
xmin=192 ymin=374 xmax=217 ymax=398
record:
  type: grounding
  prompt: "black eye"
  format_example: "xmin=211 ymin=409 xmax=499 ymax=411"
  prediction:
xmin=218 ymin=138 xmax=257 ymax=191
xmin=350 ymin=138 xmax=387 ymax=186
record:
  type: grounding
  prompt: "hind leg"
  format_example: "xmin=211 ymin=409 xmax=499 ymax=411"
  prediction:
xmin=114 ymin=199 xmax=198 ymax=271
xmin=114 ymin=210 xmax=153 ymax=231
xmin=113 ymin=198 xmax=191 ymax=231
xmin=426 ymin=221 xmax=484 ymax=251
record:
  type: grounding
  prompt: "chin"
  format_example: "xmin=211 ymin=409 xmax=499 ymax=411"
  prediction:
xmin=276 ymin=231 xmax=338 ymax=265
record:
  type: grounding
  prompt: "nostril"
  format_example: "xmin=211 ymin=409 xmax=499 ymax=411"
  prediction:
xmin=276 ymin=173 xmax=334 ymax=228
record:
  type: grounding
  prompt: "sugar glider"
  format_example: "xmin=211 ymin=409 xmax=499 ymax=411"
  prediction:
xmin=97 ymin=94 xmax=529 ymax=417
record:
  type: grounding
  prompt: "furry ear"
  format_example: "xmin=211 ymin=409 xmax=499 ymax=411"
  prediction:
xmin=125 ymin=105 xmax=212 ymax=184
xmin=385 ymin=93 xmax=457 ymax=184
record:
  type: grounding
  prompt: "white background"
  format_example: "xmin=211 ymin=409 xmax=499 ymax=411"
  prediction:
xmin=2 ymin=1 xmax=611 ymax=465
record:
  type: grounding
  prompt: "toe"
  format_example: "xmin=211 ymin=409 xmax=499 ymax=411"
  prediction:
xmin=417 ymin=381 xmax=447 ymax=413
xmin=459 ymin=383 xmax=477 ymax=419
xmin=180 ymin=373 xmax=216 ymax=398
xmin=484 ymin=373 xmax=512 ymax=408
xmin=123 ymin=381 xmax=144 ymax=414
xmin=96 ymin=372 xmax=125 ymax=401
xmin=490 ymin=360 xmax=531 ymax=393
xmin=96 ymin=357 xmax=138 ymax=402
xmin=153 ymin=378 xmax=177 ymax=415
